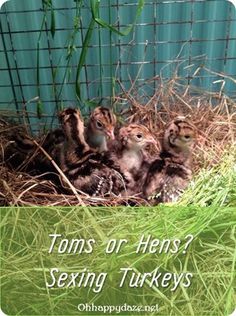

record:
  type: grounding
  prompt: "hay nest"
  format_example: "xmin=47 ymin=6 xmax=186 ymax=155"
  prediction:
xmin=116 ymin=75 xmax=236 ymax=173
xmin=1 ymin=76 xmax=235 ymax=207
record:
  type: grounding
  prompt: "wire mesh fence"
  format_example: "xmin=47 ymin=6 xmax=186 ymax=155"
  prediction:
xmin=0 ymin=0 xmax=236 ymax=133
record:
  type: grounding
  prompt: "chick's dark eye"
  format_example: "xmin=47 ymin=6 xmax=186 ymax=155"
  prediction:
xmin=136 ymin=134 xmax=143 ymax=139
xmin=184 ymin=135 xmax=190 ymax=139
xmin=96 ymin=121 xmax=103 ymax=128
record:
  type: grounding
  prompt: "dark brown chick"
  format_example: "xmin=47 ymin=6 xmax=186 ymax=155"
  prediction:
xmin=144 ymin=117 xmax=196 ymax=204
xmin=59 ymin=108 xmax=126 ymax=197
xmin=85 ymin=106 xmax=117 ymax=152
xmin=4 ymin=128 xmax=65 ymax=177
xmin=4 ymin=132 xmax=36 ymax=171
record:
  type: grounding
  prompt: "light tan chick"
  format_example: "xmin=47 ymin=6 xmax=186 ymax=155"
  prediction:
xmin=144 ymin=117 xmax=196 ymax=204
xmin=112 ymin=124 xmax=158 ymax=196
xmin=85 ymin=106 xmax=117 ymax=152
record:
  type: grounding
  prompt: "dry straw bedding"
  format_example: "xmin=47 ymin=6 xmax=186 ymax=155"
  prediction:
xmin=0 ymin=78 xmax=235 ymax=207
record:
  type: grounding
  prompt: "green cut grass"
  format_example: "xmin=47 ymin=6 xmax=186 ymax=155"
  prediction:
xmin=1 ymin=204 xmax=235 ymax=316
xmin=179 ymin=146 xmax=236 ymax=207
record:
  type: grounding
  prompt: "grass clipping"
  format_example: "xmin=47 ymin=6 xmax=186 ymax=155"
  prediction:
xmin=0 ymin=75 xmax=236 ymax=206
xmin=1 ymin=205 xmax=235 ymax=315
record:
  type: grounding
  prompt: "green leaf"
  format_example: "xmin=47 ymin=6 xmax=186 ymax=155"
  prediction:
xmin=75 ymin=17 xmax=96 ymax=100
xmin=83 ymin=99 xmax=99 ymax=109
xmin=94 ymin=17 xmax=127 ymax=36
xmin=73 ymin=16 xmax=80 ymax=29
xmin=75 ymin=0 xmax=145 ymax=100
xmin=52 ymin=67 xmax=57 ymax=81
xmin=50 ymin=8 xmax=56 ymax=38
xmin=42 ymin=0 xmax=51 ymax=7
xmin=37 ymin=100 xmax=43 ymax=119
xmin=93 ymin=0 xmax=145 ymax=36
xmin=36 ymin=42 xmax=40 ymax=98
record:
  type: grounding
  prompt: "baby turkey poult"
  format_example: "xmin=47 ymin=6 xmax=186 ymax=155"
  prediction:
xmin=85 ymin=106 xmax=117 ymax=152
xmin=143 ymin=117 xmax=196 ymax=204
xmin=110 ymin=124 xmax=158 ymax=196
xmin=58 ymin=108 xmax=126 ymax=197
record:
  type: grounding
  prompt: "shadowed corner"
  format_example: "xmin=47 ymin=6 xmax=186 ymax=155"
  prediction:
xmin=0 ymin=306 xmax=9 ymax=316
xmin=227 ymin=0 xmax=236 ymax=9
xmin=0 ymin=0 xmax=9 ymax=11
xmin=229 ymin=308 xmax=236 ymax=316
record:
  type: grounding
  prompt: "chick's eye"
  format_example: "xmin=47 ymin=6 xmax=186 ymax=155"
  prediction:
xmin=184 ymin=135 xmax=190 ymax=139
xmin=136 ymin=134 xmax=143 ymax=139
xmin=96 ymin=121 xmax=103 ymax=129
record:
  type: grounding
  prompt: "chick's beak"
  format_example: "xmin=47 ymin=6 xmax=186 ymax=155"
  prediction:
xmin=145 ymin=136 xmax=159 ymax=151
xmin=106 ymin=129 xmax=115 ymax=140
xmin=146 ymin=136 xmax=157 ymax=146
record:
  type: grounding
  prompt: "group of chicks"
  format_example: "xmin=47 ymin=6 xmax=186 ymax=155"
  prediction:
xmin=6 ymin=106 xmax=196 ymax=204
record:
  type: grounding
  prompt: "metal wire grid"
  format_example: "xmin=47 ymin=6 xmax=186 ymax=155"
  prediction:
xmin=0 ymin=0 xmax=236 ymax=133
